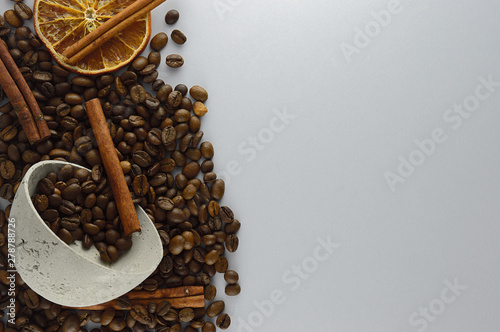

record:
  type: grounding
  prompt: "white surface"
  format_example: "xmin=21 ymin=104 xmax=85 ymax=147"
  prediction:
xmin=2 ymin=0 xmax=500 ymax=330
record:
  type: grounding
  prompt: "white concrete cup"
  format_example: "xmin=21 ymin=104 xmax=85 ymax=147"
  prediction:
xmin=10 ymin=160 xmax=163 ymax=307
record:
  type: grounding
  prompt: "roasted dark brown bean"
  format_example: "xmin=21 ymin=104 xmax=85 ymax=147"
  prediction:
xmin=150 ymin=32 xmax=168 ymax=51
xmin=165 ymin=10 xmax=179 ymax=24
xmin=165 ymin=54 xmax=184 ymax=68
xmin=171 ymin=29 xmax=187 ymax=45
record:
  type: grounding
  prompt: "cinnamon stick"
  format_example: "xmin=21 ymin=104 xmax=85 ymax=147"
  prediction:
xmin=85 ymin=98 xmax=141 ymax=235
xmin=70 ymin=295 xmax=205 ymax=310
xmin=65 ymin=0 xmax=166 ymax=65
xmin=0 ymin=57 xmax=40 ymax=145
xmin=0 ymin=40 xmax=51 ymax=141
xmin=63 ymin=0 xmax=162 ymax=59
xmin=127 ymin=286 xmax=204 ymax=300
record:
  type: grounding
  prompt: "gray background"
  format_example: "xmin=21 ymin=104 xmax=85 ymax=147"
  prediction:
xmin=3 ymin=0 xmax=500 ymax=331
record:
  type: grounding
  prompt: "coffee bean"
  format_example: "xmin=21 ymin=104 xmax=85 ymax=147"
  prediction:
xmin=144 ymin=96 xmax=160 ymax=110
xmin=225 ymin=219 xmax=241 ymax=234
xmin=157 ymin=196 xmax=174 ymax=211
xmin=107 ymin=245 xmax=119 ymax=262
xmin=206 ymin=301 xmax=224 ymax=318
xmin=225 ymin=283 xmax=240 ymax=296
xmin=24 ymin=289 xmax=40 ymax=308
xmin=38 ymin=178 xmax=55 ymax=195
xmin=61 ymin=183 xmax=81 ymax=201
xmin=82 ymin=222 xmax=100 ymax=235
xmin=130 ymin=305 xmax=151 ymax=325
xmin=190 ymin=86 xmax=208 ymax=102
xmin=171 ymin=30 xmax=187 ymax=45
xmin=133 ymin=175 xmax=149 ymax=196
xmin=115 ymin=237 xmax=132 ymax=251
xmin=132 ymin=56 xmax=148 ymax=71
xmin=182 ymin=161 xmax=200 ymax=179
xmin=120 ymin=71 xmax=138 ymax=85
xmin=205 ymin=250 xmax=219 ymax=265
xmin=200 ymin=142 xmax=214 ymax=159
xmin=156 ymin=300 xmax=171 ymax=316
xmin=150 ymin=32 xmax=168 ymax=51
xmin=211 ymin=179 xmax=225 ymax=200
xmin=133 ymin=151 xmax=152 ymax=167
xmin=116 ymin=296 xmax=130 ymax=310
xmin=142 ymin=278 xmax=158 ymax=291
xmin=1 ymin=125 xmax=17 ymax=141
xmin=109 ymin=316 xmax=126 ymax=331
xmin=225 ymin=234 xmax=239 ymax=253
xmin=156 ymin=84 xmax=172 ymax=103
xmin=165 ymin=54 xmax=184 ymax=68
xmin=204 ymin=284 xmax=216 ymax=301
xmin=165 ymin=10 xmax=179 ymax=24
xmin=0 ymin=27 xmax=10 ymax=38
xmin=202 ymin=322 xmax=216 ymax=332
xmin=61 ymin=217 xmax=80 ymax=231
xmin=33 ymin=71 xmax=52 ymax=82
xmin=100 ymin=308 xmax=115 ymax=326
xmin=0 ymin=160 xmax=15 ymax=180
xmin=57 ymin=164 xmax=74 ymax=181
xmin=169 ymin=235 xmax=185 ymax=255
xmin=161 ymin=126 xmax=176 ymax=145
xmin=0 ymin=15 xmax=4 ymax=29
xmin=64 ymin=92 xmax=83 ymax=105
xmin=130 ymin=85 xmax=146 ymax=104
xmin=167 ymin=207 xmax=186 ymax=224
xmin=208 ymin=200 xmax=219 ymax=217
xmin=75 ymin=136 xmax=92 ymax=155
xmin=214 ymin=256 xmax=228 ymax=273
xmin=40 ymin=82 xmax=55 ymax=97
xmin=14 ymin=2 xmax=32 ymax=20
xmin=193 ymin=101 xmax=208 ymax=117
xmin=62 ymin=315 xmax=80 ymax=332
xmin=60 ymin=200 xmax=76 ymax=215
xmin=33 ymin=194 xmax=49 ymax=212
xmin=179 ymin=308 xmax=194 ymax=322
xmin=129 ymin=114 xmax=146 ymax=127
xmin=4 ymin=10 xmax=22 ymax=28
xmin=216 ymin=313 xmax=231 ymax=329
xmin=85 ymin=149 xmax=102 ymax=166
xmin=219 ymin=206 xmax=234 ymax=224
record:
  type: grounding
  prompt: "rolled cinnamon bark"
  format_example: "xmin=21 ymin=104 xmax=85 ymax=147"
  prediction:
xmin=85 ymin=98 xmax=141 ymax=235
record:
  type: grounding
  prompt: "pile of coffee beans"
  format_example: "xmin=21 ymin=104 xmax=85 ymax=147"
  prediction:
xmin=32 ymin=164 xmax=133 ymax=263
xmin=0 ymin=2 xmax=241 ymax=332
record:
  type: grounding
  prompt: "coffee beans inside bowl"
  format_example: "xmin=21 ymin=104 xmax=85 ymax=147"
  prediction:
xmin=32 ymin=164 xmax=133 ymax=262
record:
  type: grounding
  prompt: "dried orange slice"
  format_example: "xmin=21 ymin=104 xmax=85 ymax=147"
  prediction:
xmin=34 ymin=0 xmax=151 ymax=76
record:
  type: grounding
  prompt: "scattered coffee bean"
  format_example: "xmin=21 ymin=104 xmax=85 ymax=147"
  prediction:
xmin=150 ymin=32 xmax=168 ymax=51
xmin=225 ymin=283 xmax=241 ymax=296
xmin=216 ymin=313 xmax=231 ymax=329
xmin=165 ymin=9 xmax=179 ymax=24
xmin=207 ymin=300 xmax=225 ymax=318
xmin=224 ymin=270 xmax=239 ymax=284
xmin=204 ymin=285 xmax=216 ymax=301
xmin=4 ymin=10 xmax=22 ymax=28
xmin=166 ymin=54 xmax=184 ymax=68
xmin=14 ymin=2 xmax=32 ymax=20
xmin=190 ymin=85 xmax=209 ymax=102
xmin=171 ymin=29 xmax=187 ymax=45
